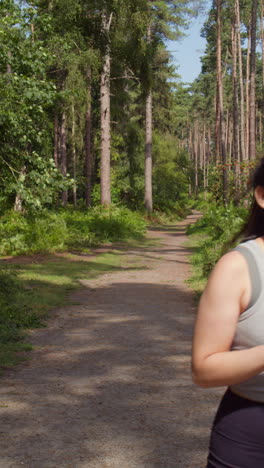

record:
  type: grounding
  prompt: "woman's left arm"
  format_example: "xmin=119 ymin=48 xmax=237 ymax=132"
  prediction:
xmin=192 ymin=250 xmax=264 ymax=388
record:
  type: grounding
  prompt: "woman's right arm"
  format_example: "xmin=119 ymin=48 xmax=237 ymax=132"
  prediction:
xmin=192 ymin=250 xmax=264 ymax=388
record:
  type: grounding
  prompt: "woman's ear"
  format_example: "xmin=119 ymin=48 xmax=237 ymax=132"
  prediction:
xmin=254 ymin=186 xmax=264 ymax=209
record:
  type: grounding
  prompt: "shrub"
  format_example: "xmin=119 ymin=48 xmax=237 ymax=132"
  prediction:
xmin=188 ymin=203 xmax=248 ymax=278
xmin=0 ymin=206 xmax=146 ymax=256
xmin=25 ymin=213 xmax=68 ymax=253
xmin=63 ymin=206 xmax=146 ymax=247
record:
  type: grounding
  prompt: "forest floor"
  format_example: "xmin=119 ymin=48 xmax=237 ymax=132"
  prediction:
xmin=0 ymin=211 xmax=223 ymax=468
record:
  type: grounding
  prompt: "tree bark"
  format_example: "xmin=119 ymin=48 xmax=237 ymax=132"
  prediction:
xmin=14 ymin=166 xmax=26 ymax=212
xmin=216 ymin=0 xmax=228 ymax=204
xmin=72 ymin=104 xmax=77 ymax=208
xmin=85 ymin=74 xmax=92 ymax=207
xmin=145 ymin=88 xmax=153 ymax=212
xmin=249 ymin=0 xmax=258 ymax=160
xmin=60 ymin=111 xmax=68 ymax=206
xmin=215 ymin=89 xmax=220 ymax=163
xmin=261 ymin=1 xmax=264 ymax=143
xmin=236 ymin=0 xmax=246 ymax=161
xmin=144 ymin=22 xmax=153 ymax=212
xmin=100 ymin=11 xmax=112 ymax=206
xmin=54 ymin=114 xmax=59 ymax=168
xmin=232 ymin=19 xmax=240 ymax=190
xmin=246 ymin=22 xmax=251 ymax=160
xmin=194 ymin=120 xmax=199 ymax=197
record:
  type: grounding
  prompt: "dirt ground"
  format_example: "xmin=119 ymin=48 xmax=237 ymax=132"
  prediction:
xmin=0 ymin=212 xmax=223 ymax=468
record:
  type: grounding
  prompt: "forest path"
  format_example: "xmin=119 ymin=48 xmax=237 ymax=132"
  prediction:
xmin=0 ymin=212 xmax=222 ymax=468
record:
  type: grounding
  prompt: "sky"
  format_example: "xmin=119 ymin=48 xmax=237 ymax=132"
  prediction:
xmin=167 ymin=12 xmax=208 ymax=84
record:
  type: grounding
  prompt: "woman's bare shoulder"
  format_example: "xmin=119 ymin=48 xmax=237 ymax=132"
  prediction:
xmin=212 ymin=249 xmax=248 ymax=277
xmin=205 ymin=249 xmax=249 ymax=299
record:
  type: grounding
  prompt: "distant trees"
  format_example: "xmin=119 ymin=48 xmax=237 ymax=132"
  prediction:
xmin=177 ymin=0 xmax=263 ymax=204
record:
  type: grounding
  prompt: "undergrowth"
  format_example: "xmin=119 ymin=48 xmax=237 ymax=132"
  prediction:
xmin=0 ymin=206 xmax=146 ymax=256
xmin=186 ymin=203 xmax=248 ymax=294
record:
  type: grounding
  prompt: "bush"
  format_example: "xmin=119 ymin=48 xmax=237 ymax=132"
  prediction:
xmin=25 ymin=213 xmax=68 ymax=253
xmin=0 ymin=206 xmax=146 ymax=255
xmin=188 ymin=203 xmax=248 ymax=278
xmin=63 ymin=206 xmax=146 ymax=247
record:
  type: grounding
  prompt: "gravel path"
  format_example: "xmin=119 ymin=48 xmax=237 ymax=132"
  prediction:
xmin=0 ymin=212 xmax=223 ymax=468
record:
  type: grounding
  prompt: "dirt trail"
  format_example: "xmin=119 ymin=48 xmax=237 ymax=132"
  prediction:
xmin=0 ymin=212 xmax=223 ymax=468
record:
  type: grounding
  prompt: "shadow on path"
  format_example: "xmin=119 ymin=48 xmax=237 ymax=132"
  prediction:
xmin=0 ymin=212 xmax=222 ymax=468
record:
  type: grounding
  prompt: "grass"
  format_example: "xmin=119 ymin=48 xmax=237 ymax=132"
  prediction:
xmin=0 ymin=240 xmax=152 ymax=372
xmin=184 ymin=232 xmax=208 ymax=298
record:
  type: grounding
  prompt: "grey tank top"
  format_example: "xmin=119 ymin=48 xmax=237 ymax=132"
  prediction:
xmin=230 ymin=239 xmax=264 ymax=401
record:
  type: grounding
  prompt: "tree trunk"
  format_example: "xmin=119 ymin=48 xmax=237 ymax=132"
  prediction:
xmin=145 ymin=89 xmax=153 ymax=212
xmin=72 ymin=104 xmax=77 ymax=208
xmin=14 ymin=166 xmax=26 ymax=212
xmin=60 ymin=111 xmax=68 ymax=206
xmin=85 ymin=77 xmax=92 ymax=208
xmin=232 ymin=19 xmax=240 ymax=190
xmin=236 ymin=0 xmax=246 ymax=161
xmin=100 ymin=11 xmax=112 ymax=206
xmin=194 ymin=120 xmax=199 ymax=196
xmin=215 ymin=90 xmax=220 ymax=162
xmin=246 ymin=22 xmax=251 ymax=159
xmin=54 ymin=114 xmax=59 ymax=168
xmin=249 ymin=0 xmax=258 ymax=160
xmin=217 ymin=0 xmax=228 ymax=204
xmin=203 ymin=122 xmax=206 ymax=198
xmin=144 ymin=22 xmax=153 ymax=212
xmin=261 ymin=0 xmax=264 ymax=145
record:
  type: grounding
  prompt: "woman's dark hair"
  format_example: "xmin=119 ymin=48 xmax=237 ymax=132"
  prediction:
xmin=240 ymin=157 xmax=264 ymax=240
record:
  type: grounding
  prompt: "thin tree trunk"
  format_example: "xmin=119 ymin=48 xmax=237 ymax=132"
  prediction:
xmin=72 ymin=103 xmax=77 ymax=207
xmin=145 ymin=88 xmax=153 ymax=212
xmin=232 ymin=19 xmax=240 ymax=191
xmin=217 ymin=0 xmax=228 ymax=204
xmin=100 ymin=12 xmax=112 ymax=206
xmin=60 ymin=111 xmax=68 ymax=206
xmin=246 ymin=23 xmax=251 ymax=159
xmin=145 ymin=22 xmax=153 ymax=212
xmin=54 ymin=114 xmax=59 ymax=168
xmin=85 ymin=76 xmax=92 ymax=208
xmin=203 ymin=122 xmax=206 ymax=198
xmin=194 ymin=120 xmax=199 ymax=196
xmin=261 ymin=0 xmax=264 ymax=144
xmin=215 ymin=90 xmax=220 ymax=162
xmin=236 ymin=0 xmax=246 ymax=161
xmin=259 ymin=107 xmax=263 ymax=144
xmin=225 ymin=109 xmax=229 ymax=149
xmin=14 ymin=166 xmax=26 ymax=212
xmin=249 ymin=0 xmax=258 ymax=160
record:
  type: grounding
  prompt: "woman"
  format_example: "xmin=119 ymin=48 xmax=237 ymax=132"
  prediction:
xmin=192 ymin=158 xmax=264 ymax=467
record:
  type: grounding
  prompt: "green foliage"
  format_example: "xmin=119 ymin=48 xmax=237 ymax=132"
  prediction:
xmin=187 ymin=203 xmax=248 ymax=278
xmin=207 ymin=161 xmax=257 ymax=205
xmin=63 ymin=206 xmax=146 ymax=248
xmin=152 ymin=132 xmax=190 ymax=212
xmin=0 ymin=211 xmax=68 ymax=255
xmin=0 ymin=207 xmax=146 ymax=256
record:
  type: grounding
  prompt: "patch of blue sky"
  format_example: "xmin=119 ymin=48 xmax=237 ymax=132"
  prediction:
xmin=167 ymin=16 xmax=207 ymax=84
